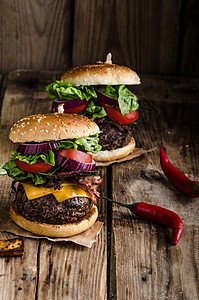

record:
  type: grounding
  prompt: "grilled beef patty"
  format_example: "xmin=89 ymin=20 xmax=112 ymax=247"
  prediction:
xmin=16 ymin=183 xmax=93 ymax=224
xmin=95 ymin=117 xmax=135 ymax=150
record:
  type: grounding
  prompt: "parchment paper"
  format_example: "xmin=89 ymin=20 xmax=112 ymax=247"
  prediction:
xmin=96 ymin=147 xmax=157 ymax=167
xmin=0 ymin=209 xmax=103 ymax=248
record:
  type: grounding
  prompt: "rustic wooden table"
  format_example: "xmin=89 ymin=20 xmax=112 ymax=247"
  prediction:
xmin=0 ymin=70 xmax=198 ymax=300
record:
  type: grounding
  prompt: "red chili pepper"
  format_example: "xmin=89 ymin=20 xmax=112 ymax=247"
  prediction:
xmin=160 ymin=148 xmax=199 ymax=198
xmin=103 ymin=197 xmax=183 ymax=245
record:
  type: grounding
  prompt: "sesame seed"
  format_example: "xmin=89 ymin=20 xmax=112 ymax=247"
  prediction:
xmin=35 ymin=127 xmax=37 ymax=130
xmin=29 ymin=129 xmax=32 ymax=131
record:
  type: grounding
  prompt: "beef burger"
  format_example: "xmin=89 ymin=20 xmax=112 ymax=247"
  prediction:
xmin=46 ymin=54 xmax=141 ymax=162
xmin=3 ymin=113 xmax=103 ymax=237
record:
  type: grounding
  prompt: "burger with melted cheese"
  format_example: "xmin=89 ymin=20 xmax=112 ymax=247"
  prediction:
xmin=3 ymin=113 xmax=103 ymax=237
xmin=46 ymin=54 xmax=141 ymax=162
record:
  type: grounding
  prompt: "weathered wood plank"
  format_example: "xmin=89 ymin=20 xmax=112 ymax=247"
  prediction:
xmin=36 ymin=227 xmax=106 ymax=300
xmin=0 ymin=0 xmax=74 ymax=76
xmin=110 ymin=76 xmax=199 ymax=299
xmin=0 ymin=70 xmax=107 ymax=299
xmin=73 ymin=0 xmax=182 ymax=75
xmin=0 ymin=232 xmax=39 ymax=300
xmin=110 ymin=213 xmax=199 ymax=299
xmin=0 ymin=70 xmax=61 ymax=126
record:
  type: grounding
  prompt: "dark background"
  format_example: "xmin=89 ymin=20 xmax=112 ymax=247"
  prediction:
xmin=0 ymin=0 xmax=199 ymax=77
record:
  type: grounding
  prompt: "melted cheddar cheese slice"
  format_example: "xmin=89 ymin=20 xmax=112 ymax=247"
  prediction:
xmin=22 ymin=181 xmax=92 ymax=203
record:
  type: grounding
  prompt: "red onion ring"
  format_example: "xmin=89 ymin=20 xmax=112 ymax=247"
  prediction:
xmin=56 ymin=154 xmax=96 ymax=171
xmin=53 ymin=98 xmax=87 ymax=110
xmin=17 ymin=142 xmax=58 ymax=154
xmin=96 ymin=89 xmax=118 ymax=106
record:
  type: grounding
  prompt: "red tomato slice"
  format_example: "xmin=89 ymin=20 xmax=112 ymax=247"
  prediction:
xmin=15 ymin=159 xmax=53 ymax=173
xmin=100 ymin=102 xmax=139 ymax=125
xmin=55 ymin=149 xmax=92 ymax=163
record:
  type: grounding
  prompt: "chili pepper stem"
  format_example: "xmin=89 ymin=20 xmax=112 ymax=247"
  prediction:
xmin=193 ymin=183 xmax=199 ymax=195
xmin=103 ymin=197 xmax=135 ymax=211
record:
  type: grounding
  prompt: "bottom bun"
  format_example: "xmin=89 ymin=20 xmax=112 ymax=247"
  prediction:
xmin=91 ymin=137 xmax=136 ymax=162
xmin=10 ymin=200 xmax=98 ymax=237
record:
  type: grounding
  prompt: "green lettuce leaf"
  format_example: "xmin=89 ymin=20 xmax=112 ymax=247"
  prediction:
xmin=46 ymin=81 xmax=97 ymax=101
xmin=3 ymin=160 xmax=59 ymax=185
xmin=3 ymin=151 xmax=56 ymax=184
xmin=118 ymin=85 xmax=139 ymax=115
xmin=97 ymin=85 xmax=118 ymax=100
xmin=83 ymin=101 xmax=107 ymax=119
xmin=57 ymin=134 xmax=102 ymax=154
xmin=9 ymin=150 xmax=55 ymax=166
xmin=75 ymin=135 xmax=101 ymax=154
xmin=97 ymin=85 xmax=139 ymax=115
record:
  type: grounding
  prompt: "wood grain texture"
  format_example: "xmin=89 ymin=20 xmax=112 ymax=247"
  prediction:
xmin=73 ymin=0 xmax=182 ymax=75
xmin=0 ymin=70 xmax=61 ymax=126
xmin=109 ymin=76 xmax=199 ymax=299
xmin=0 ymin=0 xmax=74 ymax=76
xmin=1 ymin=0 xmax=199 ymax=77
xmin=0 ymin=232 xmax=39 ymax=300
xmin=36 ymin=229 xmax=106 ymax=300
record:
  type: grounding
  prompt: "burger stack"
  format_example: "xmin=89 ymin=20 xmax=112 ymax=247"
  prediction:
xmin=46 ymin=53 xmax=141 ymax=162
xmin=3 ymin=113 xmax=103 ymax=237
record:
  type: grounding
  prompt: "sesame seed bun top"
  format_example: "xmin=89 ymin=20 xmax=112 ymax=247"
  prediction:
xmin=61 ymin=63 xmax=141 ymax=86
xmin=9 ymin=113 xmax=100 ymax=143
